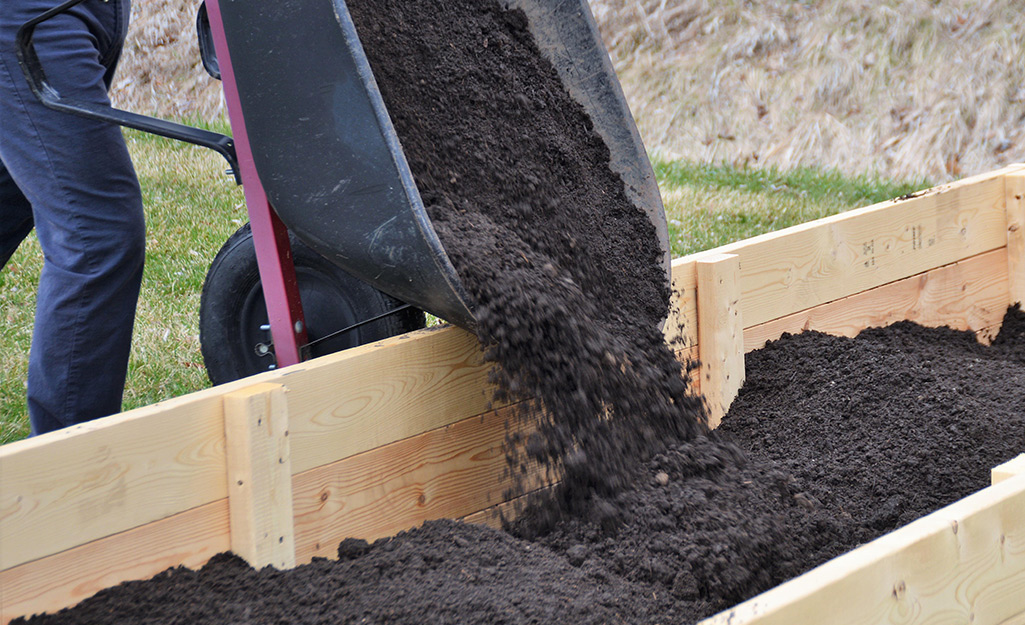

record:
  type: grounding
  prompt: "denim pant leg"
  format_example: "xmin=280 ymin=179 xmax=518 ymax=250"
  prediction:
xmin=0 ymin=0 xmax=144 ymax=434
xmin=0 ymin=162 xmax=33 ymax=268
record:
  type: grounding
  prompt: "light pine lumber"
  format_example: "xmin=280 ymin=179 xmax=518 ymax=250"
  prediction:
xmin=461 ymin=484 xmax=555 ymax=529
xmin=290 ymin=404 xmax=547 ymax=563
xmin=0 ymin=395 xmax=229 ymax=572
xmin=999 ymin=611 xmax=1025 ymax=625
xmin=743 ymin=248 xmax=1010 ymax=351
xmin=701 ymin=474 xmax=1025 ymax=625
xmin=0 ymin=499 xmax=229 ymax=625
xmin=664 ymin=257 xmax=699 ymax=349
xmin=283 ymin=326 xmax=498 ymax=474
xmin=704 ymin=165 xmax=1024 ymax=329
xmin=5 ymin=169 xmax=1014 ymax=572
xmin=674 ymin=344 xmax=701 ymax=396
xmin=0 ymin=324 xmax=492 ymax=570
xmin=696 ymin=254 xmax=744 ymax=428
xmin=224 ymin=384 xmax=296 ymax=570
xmin=1006 ymin=173 xmax=1025 ymax=305
xmin=993 ymin=455 xmax=1025 ymax=485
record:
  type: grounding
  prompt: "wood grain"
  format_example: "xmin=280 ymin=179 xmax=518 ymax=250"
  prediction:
xmin=0 ymin=325 xmax=492 ymax=570
xmin=700 ymin=474 xmax=1025 ymax=625
xmin=696 ymin=254 xmax=744 ymax=428
xmin=743 ymin=248 xmax=1010 ymax=352
xmin=1006 ymin=173 xmax=1025 ymax=306
xmin=0 ymin=499 xmax=228 ymax=624
xmin=665 ymin=256 xmax=699 ymax=348
xmin=707 ymin=165 xmax=1022 ymax=329
xmin=283 ymin=325 xmax=499 ymax=474
xmin=223 ymin=383 xmax=295 ymax=570
xmin=4 ymin=168 xmax=1023 ymax=621
xmin=290 ymin=404 xmax=548 ymax=563
xmin=0 ymin=395 xmax=229 ymax=571
xmin=461 ymin=484 xmax=555 ymax=529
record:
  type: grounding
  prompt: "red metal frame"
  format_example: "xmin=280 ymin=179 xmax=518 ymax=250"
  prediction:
xmin=203 ymin=0 xmax=308 ymax=368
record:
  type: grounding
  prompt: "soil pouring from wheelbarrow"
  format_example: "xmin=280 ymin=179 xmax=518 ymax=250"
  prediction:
xmin=16 ymin=0 xmax=669 ymax=378
xmin=210 ymin=0 xmax=670 ymax=330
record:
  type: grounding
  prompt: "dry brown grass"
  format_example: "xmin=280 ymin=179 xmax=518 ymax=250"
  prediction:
xmin=591 ymin=0 xmax=1025 ymax=181
xmin=114 ymin=1 xmax=1025 ymax=181
xmin=111 ymin=0 xmax=221 ymax=119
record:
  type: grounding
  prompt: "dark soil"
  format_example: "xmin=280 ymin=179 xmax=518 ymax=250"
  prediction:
xmin=19 ymin=308 xmax=1025 ymax=624
xmin=16 ymin=1 xmax=1025 ymax=623
xmin=344 ymin=0 xmax=707 ymax=520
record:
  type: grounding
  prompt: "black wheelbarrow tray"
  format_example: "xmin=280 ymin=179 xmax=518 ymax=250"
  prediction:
xmin=16 ymin=0 xmax=670 ymax=375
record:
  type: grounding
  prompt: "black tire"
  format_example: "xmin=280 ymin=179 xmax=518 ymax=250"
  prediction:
xmin=199 ymin=223 xmax=425 ymax=385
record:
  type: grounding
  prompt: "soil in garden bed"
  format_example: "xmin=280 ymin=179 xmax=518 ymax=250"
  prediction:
xmin=16 ymin=1 xmax=1025 ymax=623
xmin=20 ymin=308 xmax=1025 ymax=624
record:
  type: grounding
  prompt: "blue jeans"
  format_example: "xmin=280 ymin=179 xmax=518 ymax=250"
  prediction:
xmin=0 ymin=0 xmax=144 ymax=435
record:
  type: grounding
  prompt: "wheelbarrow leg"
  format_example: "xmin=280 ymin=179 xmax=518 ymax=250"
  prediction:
xmin=204 ymin=0 xmax=308 ymax=368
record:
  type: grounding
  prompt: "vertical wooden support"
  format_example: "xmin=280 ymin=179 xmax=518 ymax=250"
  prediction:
xmin=223 ymin=383 xmax=296 ymax=570
xmin=696 ymin=253 xmax=744 ymax=429
xmin=992 ymin=454 xmax=1025 ymax=485
xmin=1006 ymin=173 xmax=1025 ymax=306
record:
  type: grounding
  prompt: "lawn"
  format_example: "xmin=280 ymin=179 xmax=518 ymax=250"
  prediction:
xmin=0 ymin=130 xmax=927 ymax=444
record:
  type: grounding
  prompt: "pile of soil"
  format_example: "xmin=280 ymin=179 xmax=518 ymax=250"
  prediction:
xmin=19 ymin=309 xmax=1025 ymax=624
xmin=345 ymin=0 xmax=707 ymax=518
xmin=17 ymin=2 xmax=1025 ymax=623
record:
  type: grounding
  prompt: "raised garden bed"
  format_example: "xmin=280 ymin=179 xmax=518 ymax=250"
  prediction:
xmin=3 ymin=165 xmax=1025 ymax=623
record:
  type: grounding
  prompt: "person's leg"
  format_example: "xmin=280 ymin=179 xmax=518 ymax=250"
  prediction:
xmin=0 ymin=0 xmax=144 ymax=434
xmin=0 ymin=161 xmax=34 ymax=268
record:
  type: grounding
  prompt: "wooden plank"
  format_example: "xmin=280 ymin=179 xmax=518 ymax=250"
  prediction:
xmin=224 ymin=383 xmax=295 ymax=570
xmin=0 ymin=395 xmax=229 ymax=571
xmin=284 ymin=326 xmax=498 ymax=474
xmin=994 ymin=455 xmax=1025 ymax=485
xmin=999 ymin=611 xmax=1025 ymax=625
xmin=701 ymin=474 xmax=1025 ymax=625
xmin=674 ymin=344 xmax=701 ymax=396
xmin=291 ymin=404 xmax=546 ymax=563
xmin=1006 ymin=173 xmax=1025 ymax=305
xmin=697 ymin=254 xmax=744 ymax=428
xmin=700 ymin=166 xmax=1024 ymax=329
xmin=744 ymin=248 xmax=1010 ymax=352
xmin=665 ymin=257 xmax=699 ymax=349
xmin=0 ymin=499 xmax=229 ymax=624
xmin=0 ymin=324 xmax=492 ymax=570
xmin=461 ymin=484 xmax=555 ymax=530
xmin=5 ymin=169 xmax=1014 ymax=573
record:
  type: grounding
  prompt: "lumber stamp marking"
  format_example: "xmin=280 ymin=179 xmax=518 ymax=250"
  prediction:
xmin=696 ymin=253 xmax=744 ymax=428
xmin=1006 ymin=172 xmax=1025 ymax=306
xmin=993 ymin=455 xmax=1025 ymax=485
xmin=743 ymin=249 xmax=1010 ymax=351
xmin=223 ymin=383 xmax=296 ymax=570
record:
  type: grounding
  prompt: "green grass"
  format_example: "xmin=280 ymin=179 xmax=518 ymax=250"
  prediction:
xmin=0 ymin=129 xmax=244 ymax=444
xmin=655 ymin=160 xmax=930 ymax=257
xmin=0 ymin=136 xmax=929 ymax=444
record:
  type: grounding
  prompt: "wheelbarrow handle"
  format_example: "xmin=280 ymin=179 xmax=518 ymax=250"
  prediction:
xmin=15 ymin=0 xmax=241 ymax=184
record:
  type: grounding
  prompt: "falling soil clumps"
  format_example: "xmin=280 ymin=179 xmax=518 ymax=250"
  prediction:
xmin=20 ymin=309 xmax=1025 ymax=624
xmin=345 ymin=0 xmax=707 ymax=518
xmin=16 ymin=2 xmax=1025 ymax=624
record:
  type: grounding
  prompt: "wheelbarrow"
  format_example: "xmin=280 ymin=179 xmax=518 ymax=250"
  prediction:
xmin=16 ymin=0 xmax=669 ymax=384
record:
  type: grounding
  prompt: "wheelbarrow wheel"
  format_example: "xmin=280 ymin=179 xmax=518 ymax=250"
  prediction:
xmin=199 ymin=223 xmax=426 ymax=385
